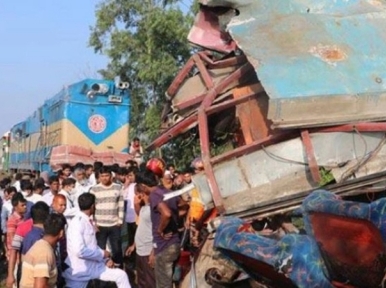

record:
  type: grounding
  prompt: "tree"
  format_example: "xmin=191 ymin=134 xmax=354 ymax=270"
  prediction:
xmin=89 ymin=0 xmax=199 ymax=167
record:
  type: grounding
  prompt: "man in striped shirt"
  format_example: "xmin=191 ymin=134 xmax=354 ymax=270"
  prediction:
xmin=6 ymin=193 xmax=27 ymax=259
xmin=20 ymin=214 xmax=66 ymax=288
xmin=90 ymin=166 xmax=124 ymax=267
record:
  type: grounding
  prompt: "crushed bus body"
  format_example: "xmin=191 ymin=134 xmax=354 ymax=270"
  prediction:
xmin=148 ymin=1 xmax=386 ymax=287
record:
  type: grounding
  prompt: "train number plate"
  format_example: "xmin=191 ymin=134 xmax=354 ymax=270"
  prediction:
xmin=108 ymin=95 xmax=122 ymax=103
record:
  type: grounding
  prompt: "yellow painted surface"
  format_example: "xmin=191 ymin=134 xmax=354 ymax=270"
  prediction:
xmin=9 ymin=119 xmax=129 ymax=155
xmin=60 ymin=119 xmax=129 ymax=152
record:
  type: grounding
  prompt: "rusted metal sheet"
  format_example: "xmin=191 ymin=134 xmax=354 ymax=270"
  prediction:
xmin=150 ymin=52 xmax=258 ymax=151
xmin=233 ymin=85 xmax=272 ymax=144
xmin=194 ymin=0 xmax=386 ymax=128
xmin=301 ymin=130 xmax=321 ymax=183
xmin=192 ymin=132 xmax=386 ymax=214
xmin=172 ymin=66 xmax=241 ymax=113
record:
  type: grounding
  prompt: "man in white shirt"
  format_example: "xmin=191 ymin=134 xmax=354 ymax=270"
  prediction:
xmin=73 ymin=168 xmax=91 ymax=196
xmin=12 ymin=173 xmax=23 ymax=192
xmin=88 ymin=161 xmax=103 ymax=187
xmin=1 ymin=187 xmax=16 ymax=233
xmin=63 ymin=193 xmax=130 ymax=288
xmin=42 ymin=176 xmax=60 ymax=207
xmin=58 ymin=178 xmax=78 ymax=222
xmin=21 ymin=180 xmax=42 ymax=204
xmin=0 ymin=179 xmax=6 ymax=201
xmin=123 ymin=168 xmax=138 ymax=247
xmin=84 ymin=164 xmax=94 ymax=186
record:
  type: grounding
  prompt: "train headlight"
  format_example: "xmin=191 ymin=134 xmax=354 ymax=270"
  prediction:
xmin=117 ymin=82 xmax=130 ymax=90
xmin=91 ymin=83 xmax=109 ymax=94
xmin=87 ymin=83 xmax=109 ymax=98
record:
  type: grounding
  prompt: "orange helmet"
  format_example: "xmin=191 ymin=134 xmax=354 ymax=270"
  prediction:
xmin=146 ymin=158 xmax=166 ymax=178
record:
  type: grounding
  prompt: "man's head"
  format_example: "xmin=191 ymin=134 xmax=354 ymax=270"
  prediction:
xmin=111 ymin=164 xmax=120 ymax=174
xmin=31 ymin=201 xmax=50 ymax=225
xmin=49 ymin=176 xmax=59 ymax=193
xmin=133 ymin=137 xmax=140 ymax=146
xmin=116 ymin=167 xmax=128 ymax=183
xmin=125 ymin=160 xmax=136 ymax=168
xmin=74 ymin=162 xmax=85 ymax=170
xmin=4 ymin=186 xmax=17 ymax=200
xmin=20 ymin=180 xmax=33 ymax=194
xmin=173 ymin=171 xmax=184 ymax=188
xmin=43 ymin=213 xmax=66 ymax=241
xmin=35 ymin=177 xmax=46 ymax=187
xmin=127 ymin=167 xmax=138 ymax=184
xmin=85 ymin=164 xmax=93 ymax=178
xmin=15 ymin=173 xmax=23 ymax=181
xmin=0 ymin=179 xmax=6 ymax=190
xmin=183 ymin=169 xmax=193 ymax=184
xmin=11 ymin=193 xmax=27 ymax=215
xmin=135 ymin=185 xmax=148 ymax=205
xmin=136 ymin=170 xmax=159 ymax=195
xmin=191 ymin=157 xmax=204 ymax=174
xmin=52 ymin=194 xmax=67 ymax=214
xmin=62 ymin=164 xmax=72 ymax=178
xmin=93 ymin=161 xmax=103 ymax=173
xmin=34 ymin=183 xmax=46 ymax=195
xmin=73 ymin=168 xmax=86 ymax=183
xmin=61 ymin=178 xmax=76 ymax=193
xmin=99 ymin=166 xmax=112 ymax=186
xmin=57 ymin=170 xmax=64 ymax=180
xmin=1 ymin=178 xmax=11 ymax=189
xmin=162 ymin=171 xmax=173 ymax=190
xmin=167 ymin=164 xmax=175 ymax=174
xmin=40 ymin=171 xmax=49 ymax=184
xmin=78 ymin=193 xmax=96 ymax=213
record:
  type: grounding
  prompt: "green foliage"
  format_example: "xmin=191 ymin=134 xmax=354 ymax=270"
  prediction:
xmin=89 ymin=0 xmax=195 ymax=139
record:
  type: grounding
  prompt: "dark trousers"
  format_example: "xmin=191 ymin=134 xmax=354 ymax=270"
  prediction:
xmin=96 ymin=226 xmax=123 ymax=266
xmin=125 ymin=222 xmax=137 ymax=286
xmin=0 ymin=231 xmax=5 ymax=258
xmin=155 ymin=243 xmax=180 ymax=288
xmin=136 ymin=253 xmax=156 ymax=288
xmin=126 ymin=222 xmax=137 ymax=247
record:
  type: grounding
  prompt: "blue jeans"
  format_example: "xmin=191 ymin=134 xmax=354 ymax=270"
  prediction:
xmin=96 ymin=226 xmax=123 ymax=266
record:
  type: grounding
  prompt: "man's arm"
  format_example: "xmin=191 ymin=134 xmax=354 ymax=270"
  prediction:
xmin=157 ymin=202 xmax=172 ymax=235
xmin=67 ymin=218 xmax=105 ymax=262
xmin=117 ymin=191 xmax=124 ymax=225
xmin=6 ymin=233 xmax=23 ymax=287
xmin=134 ymin=194 xmax=142 ymax=216
xmin=6 ymin=218 xmax=17 ymax=252
xmin=31 ymin=251 xmax=52 ymax=288
xmin=63 ymin=206 xmax=78 ymax=219
xmin=5 ymin=249 xmax=18 ymax=288
xmin=1 ymin=205 xmax=7 ymax=232
xmin=33 ymin=277 xmax=48 ymax=288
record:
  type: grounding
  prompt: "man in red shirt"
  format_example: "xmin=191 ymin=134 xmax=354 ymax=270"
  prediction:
xmin=6 ymin=193 xmax=27 ymax=258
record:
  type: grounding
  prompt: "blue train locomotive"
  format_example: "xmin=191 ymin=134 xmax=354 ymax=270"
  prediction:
xmin=8 ymin=79 xmax=130 ymax=172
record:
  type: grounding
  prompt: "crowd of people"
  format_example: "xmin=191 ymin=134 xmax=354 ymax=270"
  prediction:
xmin=0 ymin=156 xmax=208 ymax=288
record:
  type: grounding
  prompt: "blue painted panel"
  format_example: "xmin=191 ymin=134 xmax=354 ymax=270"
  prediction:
xmin=227 ymin=0 xmax=386 ymax=99
xmin=9 ymin=150 xmax=50 ymax=172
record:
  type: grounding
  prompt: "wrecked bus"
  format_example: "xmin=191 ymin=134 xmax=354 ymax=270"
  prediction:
xmin=147 ymin=1 xmax=386 ymax=287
